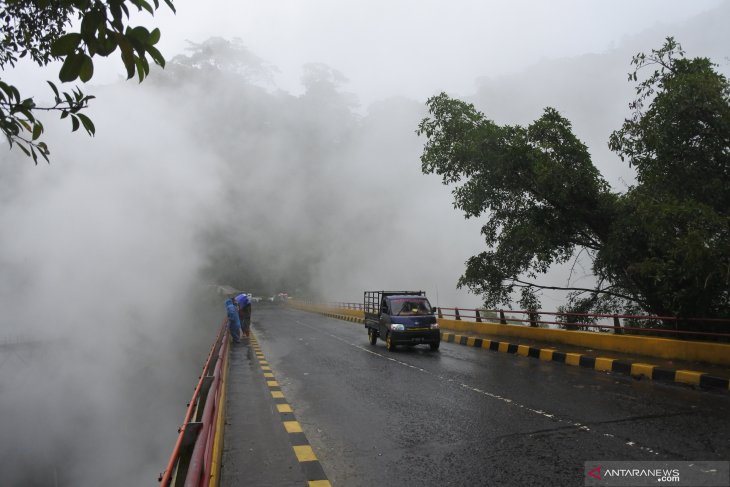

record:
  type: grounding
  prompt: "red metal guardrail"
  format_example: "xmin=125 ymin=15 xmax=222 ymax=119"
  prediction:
xmin=159 ymin=321 xmax=229 ymax=487
xmin=310 ymin=300 xmax=730 ymax=341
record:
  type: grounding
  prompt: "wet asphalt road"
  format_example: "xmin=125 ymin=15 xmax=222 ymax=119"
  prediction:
xmin=250 ymin=306 xmax=730 ymax=487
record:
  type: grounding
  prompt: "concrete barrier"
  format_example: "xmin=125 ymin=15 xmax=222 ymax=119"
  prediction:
xmin=438 ymin=318 xmax=730 ymax=367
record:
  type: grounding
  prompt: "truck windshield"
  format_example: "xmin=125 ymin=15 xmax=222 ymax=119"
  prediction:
xmin=390 ymin=298 xmax=432 ymax=316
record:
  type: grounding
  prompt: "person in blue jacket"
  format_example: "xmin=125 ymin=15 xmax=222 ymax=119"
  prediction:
xmin=225 ymin=298 xmax=242 ymax=343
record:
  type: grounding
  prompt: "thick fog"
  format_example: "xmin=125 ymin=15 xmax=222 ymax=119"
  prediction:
xmin=0 ymin=83 xmax=226 ymax=483
xmin=0 ymin=2 xmax=728 ymax=484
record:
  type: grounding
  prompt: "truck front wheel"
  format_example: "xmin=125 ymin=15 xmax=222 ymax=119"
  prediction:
xmin=386 ymin=333 xmax=396 ymax=352
xmin=430 ymin=341 xmax=440 ymax=351
xmin=368 ymin=328 xmax=378 ymax=346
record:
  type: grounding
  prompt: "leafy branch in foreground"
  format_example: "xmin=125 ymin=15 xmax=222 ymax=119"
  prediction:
xmin=0 ymin=0 xmax=176 ymax=163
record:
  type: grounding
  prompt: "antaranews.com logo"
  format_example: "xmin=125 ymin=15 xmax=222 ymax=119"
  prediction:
xmin=584 ymin=461 xmax=729 ymax=486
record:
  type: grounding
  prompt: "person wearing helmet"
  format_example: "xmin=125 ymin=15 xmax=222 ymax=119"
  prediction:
xmin=235 ymin=293 xmax=252 ymax=337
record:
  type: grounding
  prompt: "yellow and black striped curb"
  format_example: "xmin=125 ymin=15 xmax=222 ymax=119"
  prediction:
xmin=304 ymin=309 xmax=729 ymax=392
xmin=249 ymin=334 xmax=332 ymax=487
xmin=319 ymin=312 xmax=364 ymax=324
xmin=441 ymin=332 xmax=730 ymax=392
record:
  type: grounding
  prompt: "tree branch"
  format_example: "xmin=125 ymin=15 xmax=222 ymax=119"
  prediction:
xmin=511 ymin=278 xmax=644 ymax=305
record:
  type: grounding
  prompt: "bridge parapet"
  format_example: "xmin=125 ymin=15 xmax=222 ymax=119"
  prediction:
xmin=159 ymin=322 xmax=229 ymax=487
xmin=290 ymin=300 xmax=730 ymax=367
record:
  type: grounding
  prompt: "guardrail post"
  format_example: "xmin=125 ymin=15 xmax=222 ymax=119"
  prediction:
xmin=455 ymin=308 xmax=461 ymax=320
xmin=437 ymin=307 xmax=443 ymax=319
xmin=613 ymin=315 xmax=622 ymax=335
xmin=475 ymin=309 xmax=482 ymax=322
xmin=499 ymin=310 xmax=507 ymax=325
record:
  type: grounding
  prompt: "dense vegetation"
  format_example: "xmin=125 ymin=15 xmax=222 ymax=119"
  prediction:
xmin=417 ymin=38 xmax=730 ymax=330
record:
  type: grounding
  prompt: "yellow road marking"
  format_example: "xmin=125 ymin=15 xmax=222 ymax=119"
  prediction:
xmin=267 ymin=380 xmax=279 ymax=387
xmin=498 ymin=342 xmax=510 ymax=353
xmin=309 ymin=481 xmax=332 ymax=487
xmin=277 ymin=404 xmax=293 ymax=413
xmin=283 ymin=421 xmax=303 ymax=433
xmin=517 ymin=345 xmax=530 ymax=357
xmin=264 ymin=372 xmax=275 ymax=378
xmin=271 ymin=391 xmax=285 ymax=398
xmin=293 ymin=445 xmax=317 ymax=462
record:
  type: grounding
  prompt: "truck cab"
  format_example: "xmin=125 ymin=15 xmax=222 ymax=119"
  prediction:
xmin=363 ymin=291 xmax=440 ymax=351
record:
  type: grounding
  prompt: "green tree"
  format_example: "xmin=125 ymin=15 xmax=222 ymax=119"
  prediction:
xmin=1 ymin=0 xmax=175 ymax=163
xmin=417 ymin=38 xmax=730 ymax=329
xmin=605 ymin=38 xmax=730 ymax=322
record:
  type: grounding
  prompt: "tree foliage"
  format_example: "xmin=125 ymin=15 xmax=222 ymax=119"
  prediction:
xmin=417 ymin=38 xmax=730 ymax=328
xmin=0 ymin=0 xmax=175 ymax=163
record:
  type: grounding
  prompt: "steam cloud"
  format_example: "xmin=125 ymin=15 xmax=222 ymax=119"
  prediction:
xmin=0 ymin=5 xmax=727 ymax=484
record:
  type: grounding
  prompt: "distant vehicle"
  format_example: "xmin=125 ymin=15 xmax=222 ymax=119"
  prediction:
xmin=363 ymin=291 xmax=440 ymax=351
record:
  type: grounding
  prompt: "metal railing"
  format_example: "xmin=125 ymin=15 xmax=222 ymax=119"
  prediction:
xmin=159 ymin=321 xmax=229 ymax=487
xmin=310 ymin=300 xmax=730 ymax=341
xmin=434 ymin=307 xmax=730 ymax=340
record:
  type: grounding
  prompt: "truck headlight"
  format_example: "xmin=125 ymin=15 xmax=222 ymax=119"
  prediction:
xmin=430 ymin=323 xmax=440 ymax=329
xmin=390 ymin=323 xmax=405 ymax=331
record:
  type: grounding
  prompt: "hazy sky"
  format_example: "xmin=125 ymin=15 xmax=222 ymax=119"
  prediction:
xmin=141 ymin=0 xmax=725 ymax=104
xmin=5 ymin=1 xmax=726 ymax=105
xmin=2 ymin=0 xmax=727 ymax=310
xmin=3 ymin=0 xmax=728 ymax=312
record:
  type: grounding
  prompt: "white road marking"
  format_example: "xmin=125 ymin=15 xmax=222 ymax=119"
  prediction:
xmin=293 ymin=318 xmax=662 ymax=455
